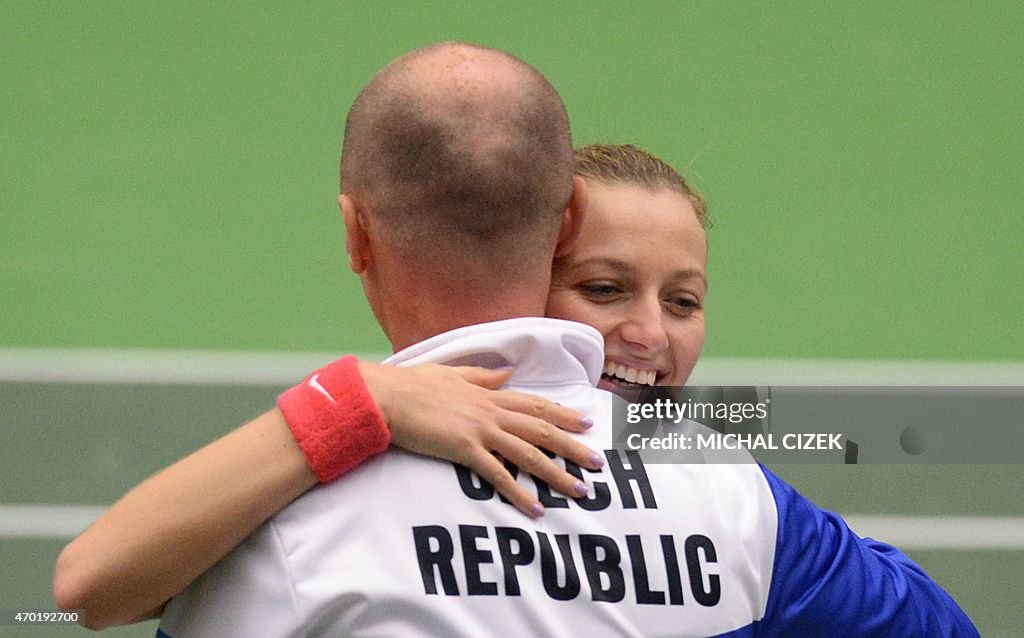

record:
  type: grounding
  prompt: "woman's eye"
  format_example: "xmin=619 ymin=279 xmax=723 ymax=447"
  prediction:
xmin=579 ymin=283 xmax=622 ymax=298
xmin=665 ymin=297 xmax=701 ymax=315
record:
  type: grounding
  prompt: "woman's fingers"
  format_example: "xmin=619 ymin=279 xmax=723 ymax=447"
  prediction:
xmin=443 ymin=368 xmax=606 ymax=499
xmin=496 ymin=413 xmax=604 ymax=472
xmin=491 ymin=389 xmax=594 ymax=434
xmin=449 ymin=366 xmax=513 ymax=390
xmin=364 ymin=362 xmax=606 ymax=516
xmin=451 ymin=366 xmax=592 ymax=434
xmin=463 ymin=439 xmax=596 ymax=519
xmin=463 ymin=448 xmax=545 ymax=518
xmin=483 ymin=429 xmax=601 ymax=503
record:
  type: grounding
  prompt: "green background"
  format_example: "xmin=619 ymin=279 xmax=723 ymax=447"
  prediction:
xmin=4 ymin=1 xmax=1021 ymax=359
xmin=2 ymin=2 xmax=1021 ymax=636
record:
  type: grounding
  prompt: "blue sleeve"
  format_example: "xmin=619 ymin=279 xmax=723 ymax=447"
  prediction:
xmin=755 ymin=465 xmax=978 ymax=638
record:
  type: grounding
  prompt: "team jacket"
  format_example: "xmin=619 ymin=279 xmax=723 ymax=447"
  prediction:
xmin=158 ymin=318 xmax=978 ymax=637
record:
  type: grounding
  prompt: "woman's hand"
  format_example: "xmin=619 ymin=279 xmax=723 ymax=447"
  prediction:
xmin=358 ymin=361 xmax=603 ymax=517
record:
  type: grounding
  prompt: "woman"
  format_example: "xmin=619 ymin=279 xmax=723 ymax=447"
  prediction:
xmin=53 ymin=144 xmax=710 ymax=629
xmin=549 ymin=143 xmax=707 ymax=395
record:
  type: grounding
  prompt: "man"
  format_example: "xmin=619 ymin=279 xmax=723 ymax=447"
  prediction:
xmin=158 ymin=42 xmax=976 ymax=637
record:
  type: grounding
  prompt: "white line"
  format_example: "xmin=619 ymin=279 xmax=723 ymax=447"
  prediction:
xmin=0 ymin=348 xmax=384 ymax=385
xmin=0 ymin=505 xmax=107 ymax=539
xmin=689 ymin=357 xmax=1024 ymax=386
xmin=845 ymin=515 xmax=1024 ymax=551
xmin=1 ymin=348 xmax=1022 ymax=386
xmin=2 ymin=505 xmax=1023 ymax=549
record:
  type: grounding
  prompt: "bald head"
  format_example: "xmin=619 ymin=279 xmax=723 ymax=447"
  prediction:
xmin=340 ymin=42 xmax=574 ymax=268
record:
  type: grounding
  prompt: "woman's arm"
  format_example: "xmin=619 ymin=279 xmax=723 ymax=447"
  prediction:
xmin=53 ymin=361 xmax=599 ymax=630
xmin=53 ymin=408 xmax=312 ymax=629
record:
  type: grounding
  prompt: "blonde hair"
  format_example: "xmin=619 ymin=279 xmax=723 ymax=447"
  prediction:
xmin=574 ymin=144 xmax=710 ymax=229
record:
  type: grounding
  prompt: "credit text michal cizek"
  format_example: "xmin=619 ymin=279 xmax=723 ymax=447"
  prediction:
xmin=412 ymin=450 xmax=721 ymax=607
xmin=626 ymin=432 xmax=845 ymax=451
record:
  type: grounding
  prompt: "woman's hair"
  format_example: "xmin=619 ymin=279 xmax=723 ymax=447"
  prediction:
xmin=573 ymin=144 xmax=710 ymax=229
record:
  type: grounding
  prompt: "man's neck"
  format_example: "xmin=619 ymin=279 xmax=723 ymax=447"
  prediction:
xmin=365 ymin=249 xmax=555 ymax=353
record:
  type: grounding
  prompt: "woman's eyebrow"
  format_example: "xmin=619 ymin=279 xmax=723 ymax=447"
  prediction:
xmin=572 ymin=257 xmax=634 ymax=274
xmin=670 ymin=269 xmax=708 ymax=287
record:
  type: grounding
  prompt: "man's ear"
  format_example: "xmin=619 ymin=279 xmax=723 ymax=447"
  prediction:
xmin=339 ymin=194 xmax=370 ymax=274
xmin=554 ymin=176 xmax=588 ymax=258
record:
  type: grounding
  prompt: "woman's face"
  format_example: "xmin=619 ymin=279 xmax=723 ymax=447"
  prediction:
xmin=546 ymin=180 xmax=707 ymax=395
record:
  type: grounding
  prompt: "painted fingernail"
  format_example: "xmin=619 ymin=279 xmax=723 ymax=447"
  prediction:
xmin=579 ymin=415 xmax=594 ymax=429
xmin=589 ymin=451 xmax=605 ymax=467
xmin=530 ymin=502 xmax=545 ymax=518
xmin=574 ymin=481 xmax=588 ymax=497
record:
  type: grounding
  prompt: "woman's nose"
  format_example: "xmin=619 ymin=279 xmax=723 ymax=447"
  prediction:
xmin=619 ymin=298 xmax=669 ymax=354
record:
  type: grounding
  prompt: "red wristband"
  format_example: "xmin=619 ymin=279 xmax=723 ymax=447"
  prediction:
xmin=277 ymin=356 xmax=391 ymax=482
